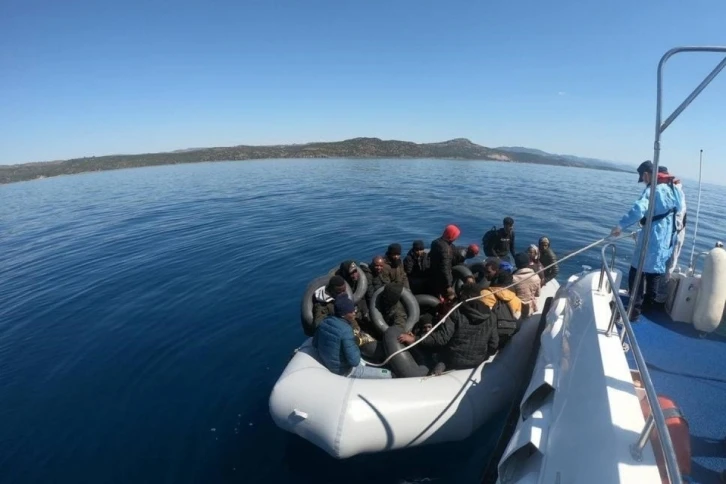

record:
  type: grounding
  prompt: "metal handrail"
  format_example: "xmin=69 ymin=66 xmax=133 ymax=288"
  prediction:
xmin=600 ymin=244 xmax=682 ymax=484
xmin=598 ymin=244 xmax=617 ymax=293
xmin=627 ymin=46 xmax=726 ymax=364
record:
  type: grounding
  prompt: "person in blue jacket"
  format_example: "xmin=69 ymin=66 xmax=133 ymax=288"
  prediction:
xmin=611 ymin=160 xmax=683 ymax=320
xmin=313 ymin=294 xmax=392 ymax=379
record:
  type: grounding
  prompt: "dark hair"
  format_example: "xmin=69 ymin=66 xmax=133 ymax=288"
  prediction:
xmin=483 ymin=257 xmax=500 ymax=270
xmin=387 ymin=243 xmax=402 ymax=256
xmin=459 ymin=282 xmax=480 ymax=299
xmin=503 ymin=217 xmax=514 ymax=227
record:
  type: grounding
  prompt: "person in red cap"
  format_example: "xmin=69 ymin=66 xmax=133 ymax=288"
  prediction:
xmin=429 ymin=224 xmax=461 ymax=299
xmin=452 ymin=243 xmax=480 ymax=266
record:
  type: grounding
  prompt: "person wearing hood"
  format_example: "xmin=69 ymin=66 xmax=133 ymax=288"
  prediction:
xmin=336 ymin=260 xmax=370 ymax=320
xmin=383 ymin=243 xmax=409 ymax=289
xmin=429 ymin=224 xmax=461 ymax=299
xmin=452 ymin=243 xmax=480 ymax=266
xmin=312 ymin=276 xmax=350 ymax=330
xmin=313 ymin=294 xmax=392 ymax=379
xmin=527 ymin=244 xmax=544 ymax=278
xmin=538 ymin=237 xmax=559 ymax=284
xmin=398 ymin=282 xmax=498 ymax=374
xmin=376 ymin=283 xmax=408 ymax=328
xmin=611 ymin=160 xmax=683 ymax=319
xmin=512 ymin=252 xmax=541 ymax=317
xmin=403 ymin=240 xmax=430 ymax=294
xmin=362 ymin=255 xmax=387 ymax=305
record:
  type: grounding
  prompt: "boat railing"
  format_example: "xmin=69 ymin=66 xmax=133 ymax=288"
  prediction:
xmin=599 ymin=243 xmax=683 ymax=484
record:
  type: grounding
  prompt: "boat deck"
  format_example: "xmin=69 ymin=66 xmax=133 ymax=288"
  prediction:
xmin=627 ymin=306 xmax=726 ymax=484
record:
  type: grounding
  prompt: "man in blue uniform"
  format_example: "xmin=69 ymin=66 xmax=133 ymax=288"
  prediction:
xmin=611 ymin=160 xmax=683 ymax=320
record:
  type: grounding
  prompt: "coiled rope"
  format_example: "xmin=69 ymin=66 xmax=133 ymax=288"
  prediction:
xmin=365 ymin=232 xmax=635 ymax=368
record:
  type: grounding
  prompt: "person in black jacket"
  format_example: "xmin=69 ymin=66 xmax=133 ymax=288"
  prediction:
xmin=483 ymin=217 xmax=516 ymax=263
xmin=398 ymin=282 xmax=498 ymax=374
xmin=538 ymin=237 xmax=559 ymax=284
xmin=429 ymin=224 xmax=461 ymax=299
xmin=403 ymin=240 xmax=429 ymax=294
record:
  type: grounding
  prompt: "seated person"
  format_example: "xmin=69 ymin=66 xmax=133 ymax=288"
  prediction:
xmin=413 ymin=312 xmax=435 ymax=338
xmin=512 ymin=252 xmax=541 ymax=317
xmin=462 ymin=274 xmax=489 ymax=292
xmin=452 ymin=243 xmax=480 ymax=266
xmin=528 ymin=244 xmax=544 ymax=276
xmin=312 ymin=275 xmax=349 ymax=330
xmin=538 ymin=236 xmax=559 ymax=284
xmin=478 ymin=286 xmax=522 ymax=320
xmin=403 ymin=240 xmax=429 ymax=293
xmin=499 ymin=260 xmax=514 ymax=275
xmin=483 ymin=257 xmax=514 ymax=287
xmin=383 ymin=243 xmax=410 ymax=288
xmin=336 ymin=260 xmax=369 ymax=319
xmin=398 ymin=282 xmax=499 ymax=375
xmin=362 ymin=256 xmax=387 ymax=305
xmin=478 ymin=286 xmax=522 ymax=348
xmin=313 ymin=295 xmax=392 ymax=379
xmin=377 ymin=283 xmax=407 ymax=328
xmin=412 ymin=312 xmax=440 ymax=370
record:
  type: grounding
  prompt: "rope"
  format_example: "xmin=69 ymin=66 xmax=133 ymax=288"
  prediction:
xmin=364 ymin=231 xmax=635 ymax=368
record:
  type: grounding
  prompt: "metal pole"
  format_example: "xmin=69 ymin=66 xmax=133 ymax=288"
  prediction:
xmin=631 ymin=415 xmax=656 ymax=461
xmin=600 ymin=243 xmax=682 ymax=482
xmin=622 ymin=46 xmax=726 ymax=484
xmin=661 ymin=58 xmax=726 ymax=132
xmin=689 ymin=150 xmax=704 ymax=272
xmin=625 ymin=56 xmax=663 ymax=324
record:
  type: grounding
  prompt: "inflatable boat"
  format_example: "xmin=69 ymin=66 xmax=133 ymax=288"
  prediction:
xmin=269 ymin=278 xmax=560 ymax=459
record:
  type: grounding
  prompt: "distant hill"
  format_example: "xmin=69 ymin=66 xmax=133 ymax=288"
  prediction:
xmin=497 ymin=146 xmax=635 ymax=173
xmin=0 ymin=138 xmax=633 ymax=185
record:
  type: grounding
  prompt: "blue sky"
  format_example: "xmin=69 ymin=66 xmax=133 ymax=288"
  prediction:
xmin=1 ymin=0 xmax=725 ymax=182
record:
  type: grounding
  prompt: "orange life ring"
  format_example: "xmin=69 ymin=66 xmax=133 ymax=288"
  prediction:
xmin=639 ymin=395 xmax=691 ymax=483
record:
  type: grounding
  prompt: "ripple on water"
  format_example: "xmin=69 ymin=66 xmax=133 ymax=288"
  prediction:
xmin=0 ymin=159 xmax=724 ymax=483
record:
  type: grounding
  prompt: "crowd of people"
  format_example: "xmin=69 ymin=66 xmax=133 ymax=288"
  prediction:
xmin=309 ymin=217 xmax=560 ymax=379
xmin=308 ymin=161 xmax=688 ymax=384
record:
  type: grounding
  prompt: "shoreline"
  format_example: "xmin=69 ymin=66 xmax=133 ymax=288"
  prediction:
xmin=0 ymin=137 xmax=633 ymax=185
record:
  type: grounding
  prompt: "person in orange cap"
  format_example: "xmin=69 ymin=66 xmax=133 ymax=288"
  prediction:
xmin=453 ymin=243 xmax=480 ymax=266
xmin=429 ymin=224 xmax=461 ymax=299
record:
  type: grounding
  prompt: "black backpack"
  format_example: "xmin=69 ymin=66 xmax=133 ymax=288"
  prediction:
xmin=491 ymin=299 xmax=521 ymax=349
xmin=482 ymin=226 xmax=498 ymax=257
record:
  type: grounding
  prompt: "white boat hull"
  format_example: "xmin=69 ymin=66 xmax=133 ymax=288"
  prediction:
xmin=497 ymin=270 xmax=663 ymax=483
xmin=269 ymin=280 xmax=560 ymax=458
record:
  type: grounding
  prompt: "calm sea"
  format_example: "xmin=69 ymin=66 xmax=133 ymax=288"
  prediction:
xmin=1 ymin=159 xmax=723 ymax=484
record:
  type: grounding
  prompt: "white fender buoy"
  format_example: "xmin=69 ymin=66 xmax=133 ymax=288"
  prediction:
xmin=692 ymin=247 xmax=726 ymax=333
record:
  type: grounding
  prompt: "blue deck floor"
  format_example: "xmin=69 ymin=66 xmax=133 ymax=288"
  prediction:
xmin=626 ymin=305 xmax=726 ymax=484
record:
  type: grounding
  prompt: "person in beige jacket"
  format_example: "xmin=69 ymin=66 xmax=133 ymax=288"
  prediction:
xmin=512 ymin=252 xmax=541 ymax=317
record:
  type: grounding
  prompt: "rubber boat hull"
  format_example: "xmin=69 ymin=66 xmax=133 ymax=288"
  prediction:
xmin=269 ymin=280 xmax=560 ymax=458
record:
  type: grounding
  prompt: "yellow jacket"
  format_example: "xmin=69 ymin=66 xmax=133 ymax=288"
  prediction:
xmin=479 ymin=288 xmax=522 ymax=319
